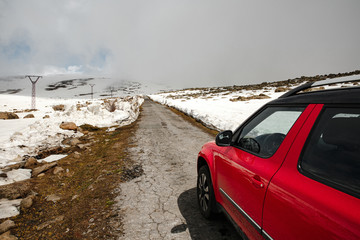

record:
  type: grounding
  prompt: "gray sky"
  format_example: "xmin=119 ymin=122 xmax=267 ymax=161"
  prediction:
xmin=1 ymin=0 xmax=360 ymax=87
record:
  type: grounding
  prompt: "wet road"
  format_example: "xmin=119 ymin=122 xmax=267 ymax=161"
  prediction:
xmin=115 ymin=99 xmax=239 ymax=239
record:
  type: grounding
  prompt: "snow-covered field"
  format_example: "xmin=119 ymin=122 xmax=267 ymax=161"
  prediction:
xmin=0 ymin=75 xmax=146 ymax=193
xmin=150 ymin=74 xmax=360 ymax=131
xmin=0 ymin=95 xmax=143 ymax=167
xmin=0 ymin=95 xmax=143 ymax=183
xmin=150 ymin=86 xmax=293 ymax=131
xmin=0 ymin=78 xmax=144 ymax=218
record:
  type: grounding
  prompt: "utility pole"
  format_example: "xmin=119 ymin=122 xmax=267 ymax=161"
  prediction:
xmin=110 ymin=87 xmax=115 ymax=98
xmin=89 ymin=84 xmax=95 ymax=100
xmin=26 ymin=75 xmax=42 ymax=110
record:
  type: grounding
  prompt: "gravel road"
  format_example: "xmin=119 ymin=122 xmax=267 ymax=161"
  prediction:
xmin=115 ymin=99 xmax=239 ymax=239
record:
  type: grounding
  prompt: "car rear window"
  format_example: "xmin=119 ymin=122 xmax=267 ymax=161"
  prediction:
xmin=299 ymin=107 xmax=360 ymax=198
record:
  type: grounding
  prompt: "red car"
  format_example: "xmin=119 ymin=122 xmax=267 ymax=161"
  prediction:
xmin=197 ymin=78 xmax=360 ymax=240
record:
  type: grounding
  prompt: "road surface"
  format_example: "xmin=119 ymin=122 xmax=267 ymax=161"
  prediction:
xmin=115 ymin=99 xmax=239 ymax=239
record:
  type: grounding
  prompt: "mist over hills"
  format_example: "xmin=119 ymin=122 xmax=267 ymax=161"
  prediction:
xmin=0 ymin=70 xmax=359 ymax=99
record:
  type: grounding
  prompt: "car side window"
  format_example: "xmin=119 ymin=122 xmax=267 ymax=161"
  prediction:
xmin=234 ymin=107 xmax=305 ymax=158
xmin=299 ymin=107 xmax=360 ymax=198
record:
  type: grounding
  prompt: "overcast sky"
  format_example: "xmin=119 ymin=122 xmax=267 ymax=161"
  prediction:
xmin=1 ymin=0 xmax=360 ymax=87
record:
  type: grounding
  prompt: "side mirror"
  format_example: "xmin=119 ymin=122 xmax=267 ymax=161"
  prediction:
xmin=216 ymin=130 xmax=233 ymax=147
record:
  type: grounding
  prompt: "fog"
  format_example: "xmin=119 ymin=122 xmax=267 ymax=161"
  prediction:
xmin=1 ymin=0 xmax=360 ymax=87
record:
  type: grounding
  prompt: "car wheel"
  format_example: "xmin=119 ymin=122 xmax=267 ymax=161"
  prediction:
xmin=197 ymin=165 xmax=216 ymax=219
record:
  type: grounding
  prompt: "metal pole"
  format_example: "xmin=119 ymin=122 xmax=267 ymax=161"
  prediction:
xmin=110 ymin=87 xmax=114 ymax=98
xmin=26 ymin=75 xmax=42 ymax=110
xmin=90 ymin=84 xmax=95 ymax=100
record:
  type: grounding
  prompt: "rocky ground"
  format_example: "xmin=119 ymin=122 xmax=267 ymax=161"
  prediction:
xmin=0 ymin=120 xmax=140 ymax=239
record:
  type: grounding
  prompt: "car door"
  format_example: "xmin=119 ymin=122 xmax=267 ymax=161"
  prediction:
xmin=262 ymin=105 xmax=360 ymax=240
xmin=215 ymin=105 xmax=315 ymax=237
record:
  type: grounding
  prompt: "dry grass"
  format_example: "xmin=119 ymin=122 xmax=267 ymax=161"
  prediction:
xmin=160 ymin=70 xmax=360 ymax=99
xmin=11 ymin=121 xmax=139 ymax=239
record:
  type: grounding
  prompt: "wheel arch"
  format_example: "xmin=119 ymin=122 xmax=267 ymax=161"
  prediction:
xmin=197 ymin=153 xmax=221 ymax=204
xmin=197 ymin=156 xmax=208 ymax=173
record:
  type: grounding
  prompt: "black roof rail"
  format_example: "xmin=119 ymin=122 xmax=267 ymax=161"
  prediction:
xmin=279 ymin=78 xmax=360 ymax=98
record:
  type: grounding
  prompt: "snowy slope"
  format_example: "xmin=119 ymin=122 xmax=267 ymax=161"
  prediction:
xmin=150 ymin=87 xmax=293 ymax=131
xmin=0 ymin=95 xmax=143 ymax=169
xmin=0 ymin=74 xmax=173 ymax=100
xmin=149 ymin=74 xmax=360 ymax=131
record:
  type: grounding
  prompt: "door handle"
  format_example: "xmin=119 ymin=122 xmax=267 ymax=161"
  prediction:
xmin=252 ymin=175 xmax=264 ymax=188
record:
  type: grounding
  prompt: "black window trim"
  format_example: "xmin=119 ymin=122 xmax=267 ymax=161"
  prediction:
xmin=231 ymin=104 xmax=308 ymax=159
xmin=298 ymin=104 xmax=360 ymax=199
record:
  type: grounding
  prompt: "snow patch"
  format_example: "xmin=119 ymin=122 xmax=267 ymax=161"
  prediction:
xmin=0 ymin=198 xmax=22 ymax=219
xmin=0 ymin=169 xmax=32 ymax=186
xmin=42 ymin=154 xmax=68 ymax=163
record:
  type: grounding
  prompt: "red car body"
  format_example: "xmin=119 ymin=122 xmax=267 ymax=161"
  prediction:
xmin=197 ymin=79 xmax=360 ymax=240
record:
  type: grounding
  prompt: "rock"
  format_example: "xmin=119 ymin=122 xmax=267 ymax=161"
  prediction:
xmin=36 ymin=146 xmax=63 ymax=159
xmin=87 ymin=184 xmax=94 ymax=191
xmin=59 ymin=122 xmax=77 ymax=131
xmin=20 ymin=196 xmax=34 ymax=210
xmin=46 ymin=194 xmax=61 ymax=203
xmin=73 ymin=152 xmax=81 ymax=159
xmin=0 ymin=112 xmax=19 ymax=120
xmin=55 ymin=215 xmax=64 ymax=222
xmin=0 ymin=173 xmax=7 ymax=178
xmin=0 ymin=231 xmax=17 ymax=240
xmin=79 ymin=124 xmax=100 ymax=132
xmin=43 ymin=115 xmax=50 ymax=119
xmin=71 ymin=195 xmax=79 ymax=201
xmin=61 ymin=138 xmax=81 ymax=146
xmin=0 ymin=220 xmax=15 ymax=234
xmin=36 ymin=222 xmax=49 ymax=231
xmin=5 ymin=163 xmax=23 ymax=171
xmin=275 ymin=87 xmax=291 ymax=92
xmin=37 ymin=173 xmax=45 ymax=178
xmin=24 ymin=157 xmax=37 ymax=169
xmin=11 ymin=156 xmax=22 ymax=163
xmin=36 ymin=215 xmax=64 ymax=230
xmin=32 ymin=162 xmax=58 ymax=177
xmin=23 ymin=114 xmax=34 ymax=119
xmin=0 ymin=181 xmax=32 ymax=200
xmin=77 ymin=143 xmax=91 ymax=150
xmin=53 ymin=167 xmax=64 ymax=175
xmin=52 ymin=104 xmax=65 ymax=111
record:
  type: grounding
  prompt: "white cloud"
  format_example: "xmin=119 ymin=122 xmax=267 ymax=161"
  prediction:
xmin=1 ymin=0 xmax=360 ymax=87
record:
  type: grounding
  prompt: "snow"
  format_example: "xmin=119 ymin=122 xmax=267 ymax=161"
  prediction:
xmin=0 ymin=169 xmax=32 ymax=186
xmin=0 ymin=199 xmax=22 ymax=219
xmin=0 ymin=95 xmax=144 ymax=169
xmin=0 ymin=75 xmax=148 ymax=219
xmin=150 ymin=74 xmax=360 ymax=131
xmin=150 ymin=89 xmax=287 ymax=131
xmin=0 ymin=79 xmax=145 ymax=204
xmin=42 ymin=154 xmax=68 ymax=163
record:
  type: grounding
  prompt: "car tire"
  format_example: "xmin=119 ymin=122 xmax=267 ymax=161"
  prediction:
xmin=197 ymin=165 xmax=217 ymax=219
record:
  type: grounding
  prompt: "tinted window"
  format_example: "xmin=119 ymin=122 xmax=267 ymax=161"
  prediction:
xmin=300 ymin=107 xmax=360 ymax=197
xmin=235 ymin=107 xmax=304 ymax=157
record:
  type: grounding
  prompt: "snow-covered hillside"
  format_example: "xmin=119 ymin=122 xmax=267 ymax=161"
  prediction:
xmin=150 ymin=74 xmax=360 ymax=131
xmin=0 ymin=74 xmax=172 ymax=99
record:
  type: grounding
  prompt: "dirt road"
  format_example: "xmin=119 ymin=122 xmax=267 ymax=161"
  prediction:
xmin=114 ymin=99 xmax=239 ymax=239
